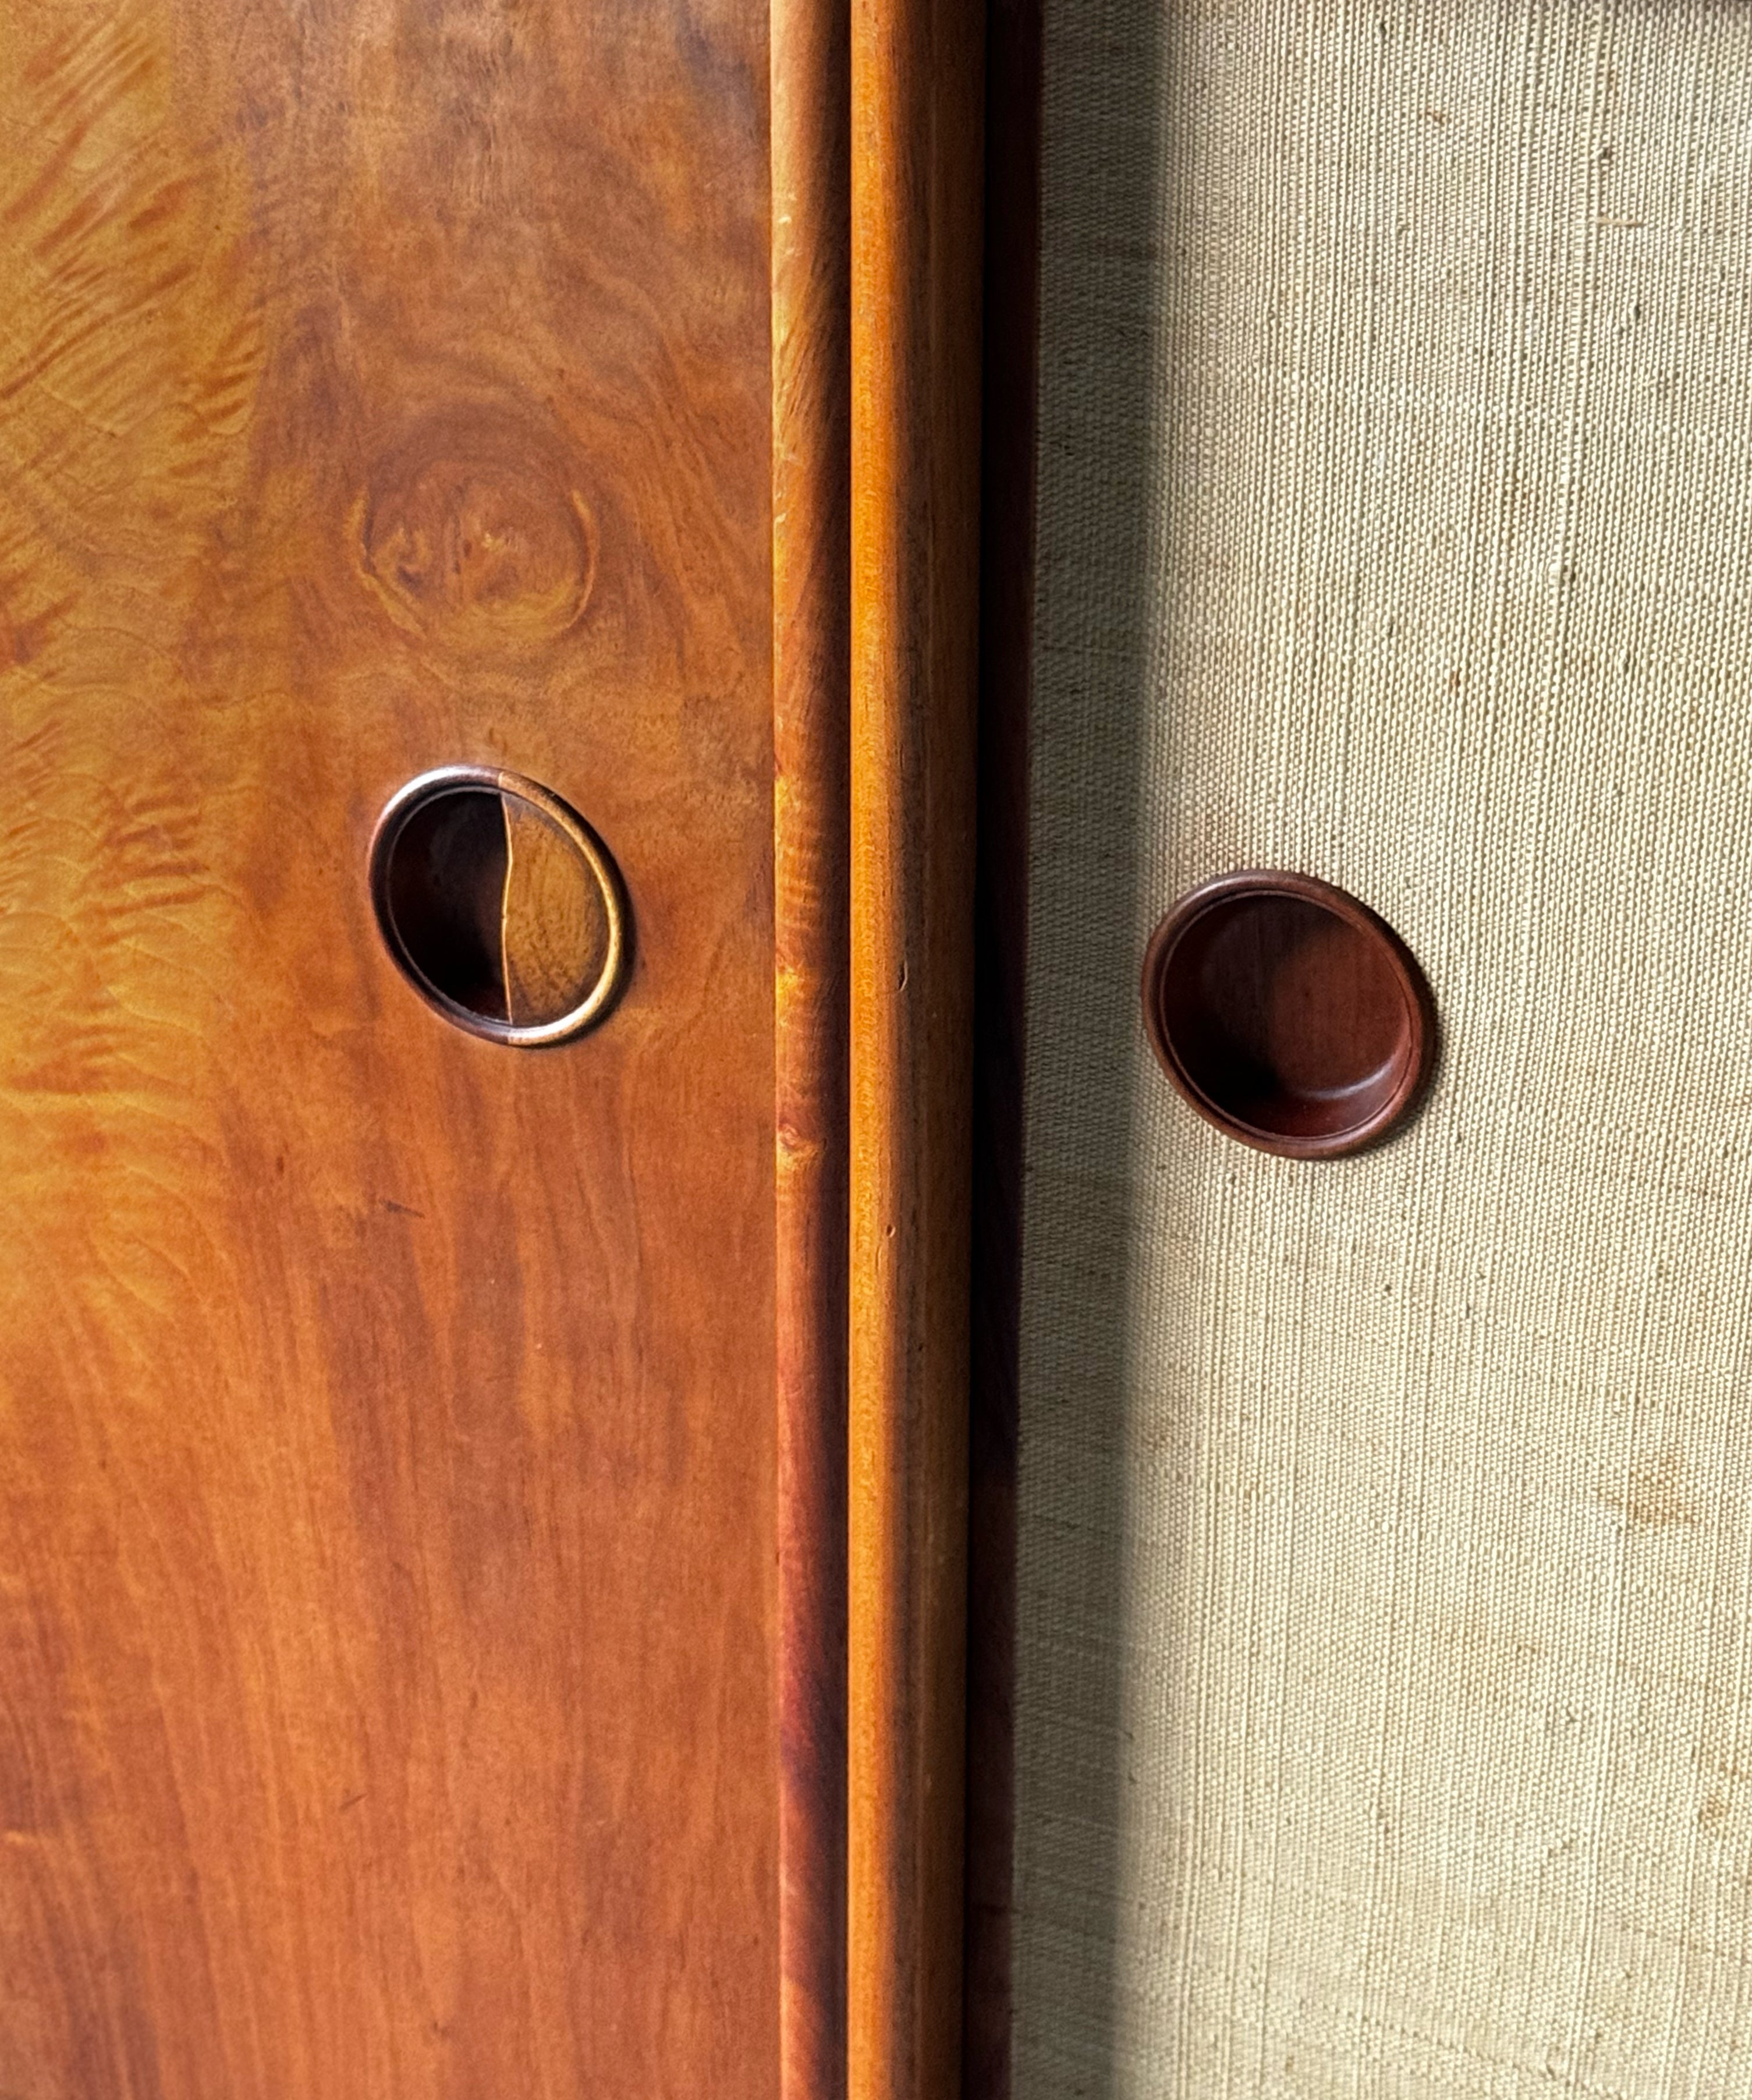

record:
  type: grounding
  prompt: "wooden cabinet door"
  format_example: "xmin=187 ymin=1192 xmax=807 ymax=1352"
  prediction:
xmin=0 ymin=5 xmax=776 ymax=2093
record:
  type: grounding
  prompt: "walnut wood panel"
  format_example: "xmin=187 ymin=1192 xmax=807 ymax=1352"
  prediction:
xmin=772 ymin=0 xmax=850 ymax=2094
xmin=847 ymin=0 xmax=986 ymax=2095
xmin=0 ymin=4 xmax=776 ymax=2096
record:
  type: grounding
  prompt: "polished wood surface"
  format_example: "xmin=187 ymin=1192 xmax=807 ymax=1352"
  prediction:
xmin=0 ymin=3 xmax=776 ymax=2094
xmin=847 ymin=0 xmax=987 ymax=2093
xmin=773 ymin=0 xmax=851 ymax=2094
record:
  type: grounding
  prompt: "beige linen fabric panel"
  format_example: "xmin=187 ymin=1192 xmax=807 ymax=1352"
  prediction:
xmin=1015 ymin=4 xmax=1752 ymax=2096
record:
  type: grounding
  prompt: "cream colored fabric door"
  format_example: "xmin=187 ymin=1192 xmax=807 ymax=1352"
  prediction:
xmin=1015 ymin=3 xmax=1752 ymax=2094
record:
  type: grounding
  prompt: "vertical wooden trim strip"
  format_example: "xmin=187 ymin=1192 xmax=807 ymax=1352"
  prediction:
xmin=774 ymin=1 xmax=850 ymax=2095
xmin=848 ymin=0 xmax=987 ymax=2094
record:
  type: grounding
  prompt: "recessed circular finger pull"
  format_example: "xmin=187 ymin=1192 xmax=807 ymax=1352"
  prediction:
xmin=1141 ymin=871 xmax=1435 ymax=1157
xmin=370 ymin=765 xmax=629 ymax=1046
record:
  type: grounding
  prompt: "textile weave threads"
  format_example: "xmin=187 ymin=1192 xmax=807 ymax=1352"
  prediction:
xmin=1016 ymin=4 xmax=1752 ymax=2093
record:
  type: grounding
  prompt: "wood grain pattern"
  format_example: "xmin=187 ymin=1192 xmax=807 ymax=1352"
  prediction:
xmin=847 ymin=0 xmax=987 ymax=2094
xmin=0 ymin=3 xmax=777 ymax=2094
xmin=772 ymin=0 xmax=850 ymax=2095
xmin=498 ymin=794 xmax=612 ymax=1030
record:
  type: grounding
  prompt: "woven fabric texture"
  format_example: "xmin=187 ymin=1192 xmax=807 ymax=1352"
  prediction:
xmin=1014 ymin=5 xmax=1752 ymax=2095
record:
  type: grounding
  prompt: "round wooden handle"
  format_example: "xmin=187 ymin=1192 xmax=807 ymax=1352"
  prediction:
xmin=1141 ymin=870 xmax=1437 ymax=1158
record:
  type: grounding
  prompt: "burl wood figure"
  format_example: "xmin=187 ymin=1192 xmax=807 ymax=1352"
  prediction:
xmin=0 ymin=2 xmax=779 ymax=2094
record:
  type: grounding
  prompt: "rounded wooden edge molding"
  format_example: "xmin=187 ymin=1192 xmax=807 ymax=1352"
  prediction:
xmin=1141 ymin=869 xmax=1437 ymax=1159
xmin=369 ymin=763 xmax=629 ymax=1047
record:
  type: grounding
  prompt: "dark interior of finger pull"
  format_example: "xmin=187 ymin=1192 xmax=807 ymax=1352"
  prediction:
xmin=379 ymin=785 xmax=608 ymax=1031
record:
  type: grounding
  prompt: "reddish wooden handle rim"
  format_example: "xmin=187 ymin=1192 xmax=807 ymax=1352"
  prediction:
xmin=1141 ymin=869 xmax=1438 ymax=1160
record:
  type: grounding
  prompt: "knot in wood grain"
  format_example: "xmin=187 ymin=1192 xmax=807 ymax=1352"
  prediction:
xmin=352 ymin=408 xmax=597 ymax=653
